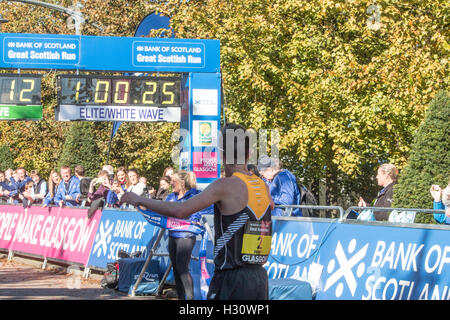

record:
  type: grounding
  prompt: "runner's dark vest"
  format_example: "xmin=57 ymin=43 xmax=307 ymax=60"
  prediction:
xmin=213 ymin=172 xmax=272 ymax=270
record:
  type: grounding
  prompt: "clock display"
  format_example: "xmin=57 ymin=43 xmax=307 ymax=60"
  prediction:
xmin=0 ymin=74 xmax=41 ymax=105
xmin=57 ymin=74 xmax=181 ymax=107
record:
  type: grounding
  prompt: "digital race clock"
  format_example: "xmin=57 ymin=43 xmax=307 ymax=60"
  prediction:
xmin=0 ymin=74 xmax=42 ymax=120
xmin=0 ymin=74 xmax=41 ymax=105
xmin=57 ymin=74 xmax=181 ymax=107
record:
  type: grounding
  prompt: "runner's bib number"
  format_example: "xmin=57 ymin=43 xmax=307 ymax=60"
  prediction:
xmin=241 ymin=220 xmax=272 ymax=264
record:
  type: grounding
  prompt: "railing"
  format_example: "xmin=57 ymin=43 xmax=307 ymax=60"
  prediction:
xmin=343 ymin=206 xmax=446 ymax=220
xmin=275 ymin=205 xmax=345 ymax=221
xmin=275 ymin=204 xmax=447 ymax=224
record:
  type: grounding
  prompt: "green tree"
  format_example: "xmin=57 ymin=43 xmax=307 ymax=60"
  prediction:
xmin=392 ymin=91 xmax=450 ymax=224
xmin=0 ymin=144 xmax=15 ymax=171
xmin=58 ymin=121 xmax=101 ymax=177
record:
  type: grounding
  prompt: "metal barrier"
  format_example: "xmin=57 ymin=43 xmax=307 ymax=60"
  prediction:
xmin=343 ymin=206 xmax=446 ymax=221
xmin=275 ymin=205 xmax=345 ymax=221
xmin=275 ymin=204 xmax=447 ymax=224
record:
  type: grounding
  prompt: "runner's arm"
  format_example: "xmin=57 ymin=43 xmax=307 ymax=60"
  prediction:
xmin=120 ymin=179 xmax=224 ymax=219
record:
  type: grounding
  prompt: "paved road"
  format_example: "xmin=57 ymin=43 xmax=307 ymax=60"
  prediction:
xmin=0 ymin=256 xmax=168 ymax=300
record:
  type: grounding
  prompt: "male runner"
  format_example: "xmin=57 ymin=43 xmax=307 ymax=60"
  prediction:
xmin=120 ymin=123 xmax=274 ymax=300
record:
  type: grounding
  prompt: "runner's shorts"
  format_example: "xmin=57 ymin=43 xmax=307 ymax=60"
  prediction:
xmin=207 ymin=265 xmax=268 ymax=300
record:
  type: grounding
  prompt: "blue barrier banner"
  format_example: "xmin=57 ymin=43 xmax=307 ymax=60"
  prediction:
xmin=265 ymin=218 xmax=450 ymax=300
xmin=86 ymin=209 xmax=159 ymax=269
xmin=0 ymin=33 xmax=220 ymax=73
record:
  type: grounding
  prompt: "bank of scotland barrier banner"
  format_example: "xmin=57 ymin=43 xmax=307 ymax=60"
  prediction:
xmin=0 ymin=205 xmax=100 ymax=264
xmin=86 ymin=208 xmax=159 ymax=270
xmin=265 ymin=218 xmax=450 ymax=300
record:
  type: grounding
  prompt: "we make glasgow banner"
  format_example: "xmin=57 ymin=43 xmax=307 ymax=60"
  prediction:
xmin=0 ymin=205 xmax=100 ymax=265
xmin=265 ymin=218 xmax=450 ymax=300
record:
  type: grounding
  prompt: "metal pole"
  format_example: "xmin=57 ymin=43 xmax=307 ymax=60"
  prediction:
xmin=201 ymin=216 xmax=214 ymax=243
xmin=131 ymin=227 xmax=166 ymax=297
xmin=276 ymin=205 xmax=345 ymax=221
xmin=343 ymin=206 xmax=447 ymax=220
xmin=157 ymin=261 xmax=172 ymax=296
xmin=6 ymin=0 xmax=85 ymax=35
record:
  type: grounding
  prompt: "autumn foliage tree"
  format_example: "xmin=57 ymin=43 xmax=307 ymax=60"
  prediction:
xmin=0 ymin=0 xmax=448 ymax=215
xmin=166 ymin=0 xmax=449 ymax=210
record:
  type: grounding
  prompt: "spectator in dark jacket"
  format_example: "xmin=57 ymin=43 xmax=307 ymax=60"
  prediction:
xmin=358 ymin=163 xmax=398 ymax=221
xmin=87 ymin=170 xmax=119 ymax=207
xmin=74 ymin=165 xmax=91 ymax=206
xmin=152 ymin=175 xmax=172 ymax=201
xmin=30 ymin=170 xmax=47 ymax=205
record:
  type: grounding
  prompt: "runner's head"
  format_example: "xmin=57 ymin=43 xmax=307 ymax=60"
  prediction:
xmin=220 ymin=123 xmax=250 ymax=167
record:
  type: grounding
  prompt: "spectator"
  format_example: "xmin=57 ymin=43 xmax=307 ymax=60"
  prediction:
xmin=74 ymin=165 xmax=91 ymax=206
xmin=87 ymin=170 xmax=119 ymax=207
xmin=4 ymin=168 xmax=13 ymax=183
xmin=257 ymin=155 xmax=302 ymax=216
xmin=0 ymin=170 xmax=8 ymax=203
xmin=163 ymin=167 xmax=175 ymax=178
xmin=117 ymin=168 xmax=145 ymax=209
xmin=153 ymin=176 xmax=171 ymax=201
xmin=165 ymin=170 xmax=213 ymax=300
xmin=127 ymin=168 xmax=146 ymax=197
xmin=1 ymin=167 xmax=33 ymax=204
xmin=30 ymin=170 xmax=47 ymax=205
xmin=19 ymin=180 xmax=34 ymax=208
xmin=430 ymin=179 xmax=450 ymax=225
xmin=43 ymin=170 xmax=61 ymax=207
xmin=107 ymin=180 xmax=122 ymax=208
xmin=358 ymin=163 xmax=398 ymax=221
xmin=139 ymin=176 xmax=150 ymax=198
xmin=112 ymin=166 xmax=129 ymax=201
xmin=54 ymin=166 xmax=81 ymax=207
xmin=102 ymin=164 xmax=115 ymax=182
xmin=247 ymin=164 xmax=261 ymax=178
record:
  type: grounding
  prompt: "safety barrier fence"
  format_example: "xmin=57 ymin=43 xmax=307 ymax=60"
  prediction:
xmin=0 ymin=203 xmax=448 ymax=300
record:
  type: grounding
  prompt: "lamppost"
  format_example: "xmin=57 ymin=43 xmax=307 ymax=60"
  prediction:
xmin=0 ymin=14 xmax=9 ymax=26
xmin=3 ymin=0 xmax=85 ymax=35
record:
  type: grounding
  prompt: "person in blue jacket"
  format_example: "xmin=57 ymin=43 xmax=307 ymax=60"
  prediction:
xmin=165 ymin=170 xmax=213 ymax=300
xmin=257 ymin=155 xmax=302 ymax=216
xmin=43 ymin=170 xmax=61 ymax=207
xmin=54 ymin=166 xmax=81 ymax=207
xmin=430 ymin=180 xmax=450 ymax=225
xmin=0 ymin=167 xmax=33 ymax=204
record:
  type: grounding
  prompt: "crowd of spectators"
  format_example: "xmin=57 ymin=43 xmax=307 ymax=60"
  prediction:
xmin=0 ymin=164 xmax=176 ymax=211
xmin=0 ymin=160 xmax=448 ymax=225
